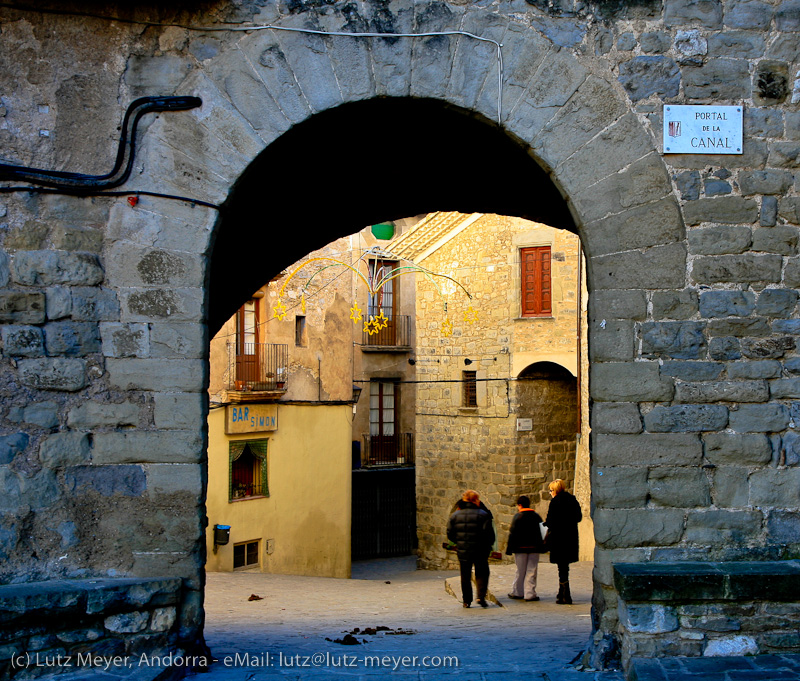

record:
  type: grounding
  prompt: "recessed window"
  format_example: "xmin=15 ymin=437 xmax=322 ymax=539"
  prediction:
xmin=295 ymin=315 xmax=307 ymax=346
xmin=230 ymin=440 xmax=268 ymax=500
xmin=233 ymin=540 xmax=259 ymax=569
xmin=520 ymin=246 xmax=552 ymax=317
xmin=463 ymin=371 xmax=477 ymax=407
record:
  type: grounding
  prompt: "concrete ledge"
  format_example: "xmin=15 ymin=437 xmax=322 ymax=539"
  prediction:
xmin=614 ymin=561 xmax=800 ymax=602
xmin=0 ymin=577 xmax=181 ymax=624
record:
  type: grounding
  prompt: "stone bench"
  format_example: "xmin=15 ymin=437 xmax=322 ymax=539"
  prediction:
xmin=614 ymin=561 xmax=800 ymax=671
xmin=0 ymin=577 xmax=194 ymax=679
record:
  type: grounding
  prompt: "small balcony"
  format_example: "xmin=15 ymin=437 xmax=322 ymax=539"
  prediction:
xmin=361 ymin=433 xmax=415 ymax=468
xmin=226 ymin=342 xmax=288 ymax=402
xmin=361 ymin=314 xmax=411 ymax=350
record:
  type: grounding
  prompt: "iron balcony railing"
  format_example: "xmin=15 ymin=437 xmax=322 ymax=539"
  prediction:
xmin=227 ymin=342 xmax=289 ymax=392
xmin=361 ymin=433 xmax=415 ymax=467
xmin=362 ymin=314 xmax=411 ymax=348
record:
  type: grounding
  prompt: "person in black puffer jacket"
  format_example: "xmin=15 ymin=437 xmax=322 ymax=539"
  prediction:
xmin=446 ymin=489 xmax=495 ymax=608
xmin=545 ymin=479 xmax=583 ymax=605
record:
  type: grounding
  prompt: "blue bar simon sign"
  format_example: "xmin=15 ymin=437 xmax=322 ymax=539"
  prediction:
xmin=225 ymin=404 xmax=278 ymax=434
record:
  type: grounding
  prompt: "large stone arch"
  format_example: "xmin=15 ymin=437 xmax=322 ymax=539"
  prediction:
xmin=0 ymin=1 xmax=674 ymax=662
xmin=8 ymin=0 xmax=799 ymax=673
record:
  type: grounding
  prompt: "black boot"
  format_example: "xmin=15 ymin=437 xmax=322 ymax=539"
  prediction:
xmin=557 ymin=581 xmax=571 ymax=604
xmin=556 ymin=582 xmax=565 ymax=604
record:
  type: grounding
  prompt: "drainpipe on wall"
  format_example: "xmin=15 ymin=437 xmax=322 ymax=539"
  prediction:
xmin=576 ymin=244 xmax=583 ymax=435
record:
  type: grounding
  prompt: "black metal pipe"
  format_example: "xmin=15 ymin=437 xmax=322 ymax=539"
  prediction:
xmin=0 ymin=96 xmax=202 ymax=190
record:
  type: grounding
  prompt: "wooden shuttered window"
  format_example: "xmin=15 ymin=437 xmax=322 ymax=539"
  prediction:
xmin=520 ymin=246 xmax=552 ymax=317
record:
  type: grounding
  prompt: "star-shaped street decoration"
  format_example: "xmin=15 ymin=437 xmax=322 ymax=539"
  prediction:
xmin=464 ymin=306 xmax=479 ymax=325
xmin=441 ymin=317 xmax=453 ymax=337
xmin=273 ymin=299 xmax=287 ymax=321
xmin=373 ymin=311 xmax=389 ymax=330
xmin=364 ymin=317 xmax=380 ymax=336
xmin=350 ymin=302 xmax=363 ymax=323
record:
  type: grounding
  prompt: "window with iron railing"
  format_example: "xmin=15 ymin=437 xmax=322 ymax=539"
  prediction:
xmin=227 ymin=342 xmax=288 ymax=392
xmin=361 ymin=432 xmax=415 ymax=467
xmin=362 ymin=314 xmax=410 ymax=347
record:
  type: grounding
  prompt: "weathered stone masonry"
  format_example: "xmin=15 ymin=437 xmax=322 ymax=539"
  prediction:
xmin=1 ymin=0 xmax=800 ymax=672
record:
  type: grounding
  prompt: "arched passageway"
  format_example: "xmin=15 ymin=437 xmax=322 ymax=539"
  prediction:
xmin=204 ymin=95 xmax=590 ymax=649
xmin=208 ymin=98 xmax=576 ymax=332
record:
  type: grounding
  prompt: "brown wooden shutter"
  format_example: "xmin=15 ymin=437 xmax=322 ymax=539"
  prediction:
xmin=521 ymin=246 xmax=552 ymax=317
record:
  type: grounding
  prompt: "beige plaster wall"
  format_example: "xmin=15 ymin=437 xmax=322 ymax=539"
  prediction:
xmin=206 ymin=403 xmax=352 ymax=578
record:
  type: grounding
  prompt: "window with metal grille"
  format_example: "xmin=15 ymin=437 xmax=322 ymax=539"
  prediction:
xmin=229 ymin=440 xmax=268 ymax=500
xmin=233 ymin=540 xmax=259 ymax=569
xmin=520 ymin=246 xmax=552 ymax=317
xmin=463 ymin=371 xmax=477 ymax=407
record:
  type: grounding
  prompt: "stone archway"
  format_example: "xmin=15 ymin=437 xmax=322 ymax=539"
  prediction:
xmin=0 ymin=2 xmax=695 ymax=671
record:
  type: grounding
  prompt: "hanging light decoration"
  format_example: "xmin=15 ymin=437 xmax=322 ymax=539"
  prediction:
xmin=273 ymin=247 xmax=475 ymax=339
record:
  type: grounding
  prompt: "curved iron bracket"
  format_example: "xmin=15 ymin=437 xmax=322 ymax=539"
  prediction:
xmin=0 ymin=96 xmax=202 ymax=190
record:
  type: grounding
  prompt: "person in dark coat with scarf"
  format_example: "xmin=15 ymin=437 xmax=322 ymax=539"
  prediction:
xmin=544 ymin=479 xmax=582 ymax=604
xmin=505 ymin=495 xmax=546 ymax=601
xmin=447 ymin=489 xmax=495 ymax=608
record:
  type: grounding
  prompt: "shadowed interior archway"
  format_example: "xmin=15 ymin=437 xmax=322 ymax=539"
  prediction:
xmin=208 ymin=97 xmax=576 ymax=334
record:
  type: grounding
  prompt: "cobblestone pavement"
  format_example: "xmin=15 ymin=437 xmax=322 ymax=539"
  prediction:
xmin=628 ymin=654 xmax=800 ymax=681
xmin=197 ymin=557 xmax=621 ymax=680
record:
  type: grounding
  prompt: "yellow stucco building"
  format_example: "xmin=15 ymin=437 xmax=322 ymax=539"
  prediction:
xmin=205 ymin=237 xmax=358 ymax=578
xmin=205 ymin=403 xmax=352 ymax=577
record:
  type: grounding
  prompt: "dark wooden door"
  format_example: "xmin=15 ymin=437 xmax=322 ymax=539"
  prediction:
xmin=352 ymin=468 xmax=416 ymax=559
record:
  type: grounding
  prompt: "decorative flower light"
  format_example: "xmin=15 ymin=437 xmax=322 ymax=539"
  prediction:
xmin=272 ymin=247 xmax=474 ymax=339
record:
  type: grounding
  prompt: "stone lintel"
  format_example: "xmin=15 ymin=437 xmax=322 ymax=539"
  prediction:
xmin=614 ymin=560 xmax=800 ymax=603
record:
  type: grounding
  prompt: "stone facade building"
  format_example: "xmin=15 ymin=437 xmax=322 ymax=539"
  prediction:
xmin=1 ymin=0 xmax=800 ymax=674
xmin=389 ymin=212 xmax=591 ymax=568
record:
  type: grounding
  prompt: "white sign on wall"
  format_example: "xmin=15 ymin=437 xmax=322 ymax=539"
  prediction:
xmin=663 ymin=105 xmax=743 ymax=154
xmin=517 ymin=418 xmax=533 ymax=431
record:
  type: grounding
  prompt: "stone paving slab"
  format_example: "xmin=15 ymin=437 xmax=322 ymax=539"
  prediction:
xmin=628 ymin=654 xmax=800 ymax=681
xmin=194 ymin=558 xmax=622 ymax=680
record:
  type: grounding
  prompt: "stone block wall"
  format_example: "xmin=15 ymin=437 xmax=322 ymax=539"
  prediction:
xmin=0 ymin=190 xmax=214 ymax=658
xmin=0 ymin=577 xmax=189 ymax=678
xmin=413 ymin=215 xmax=584 ymax=567
xmin=614 ymin=562 xmax=800 ymax=669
